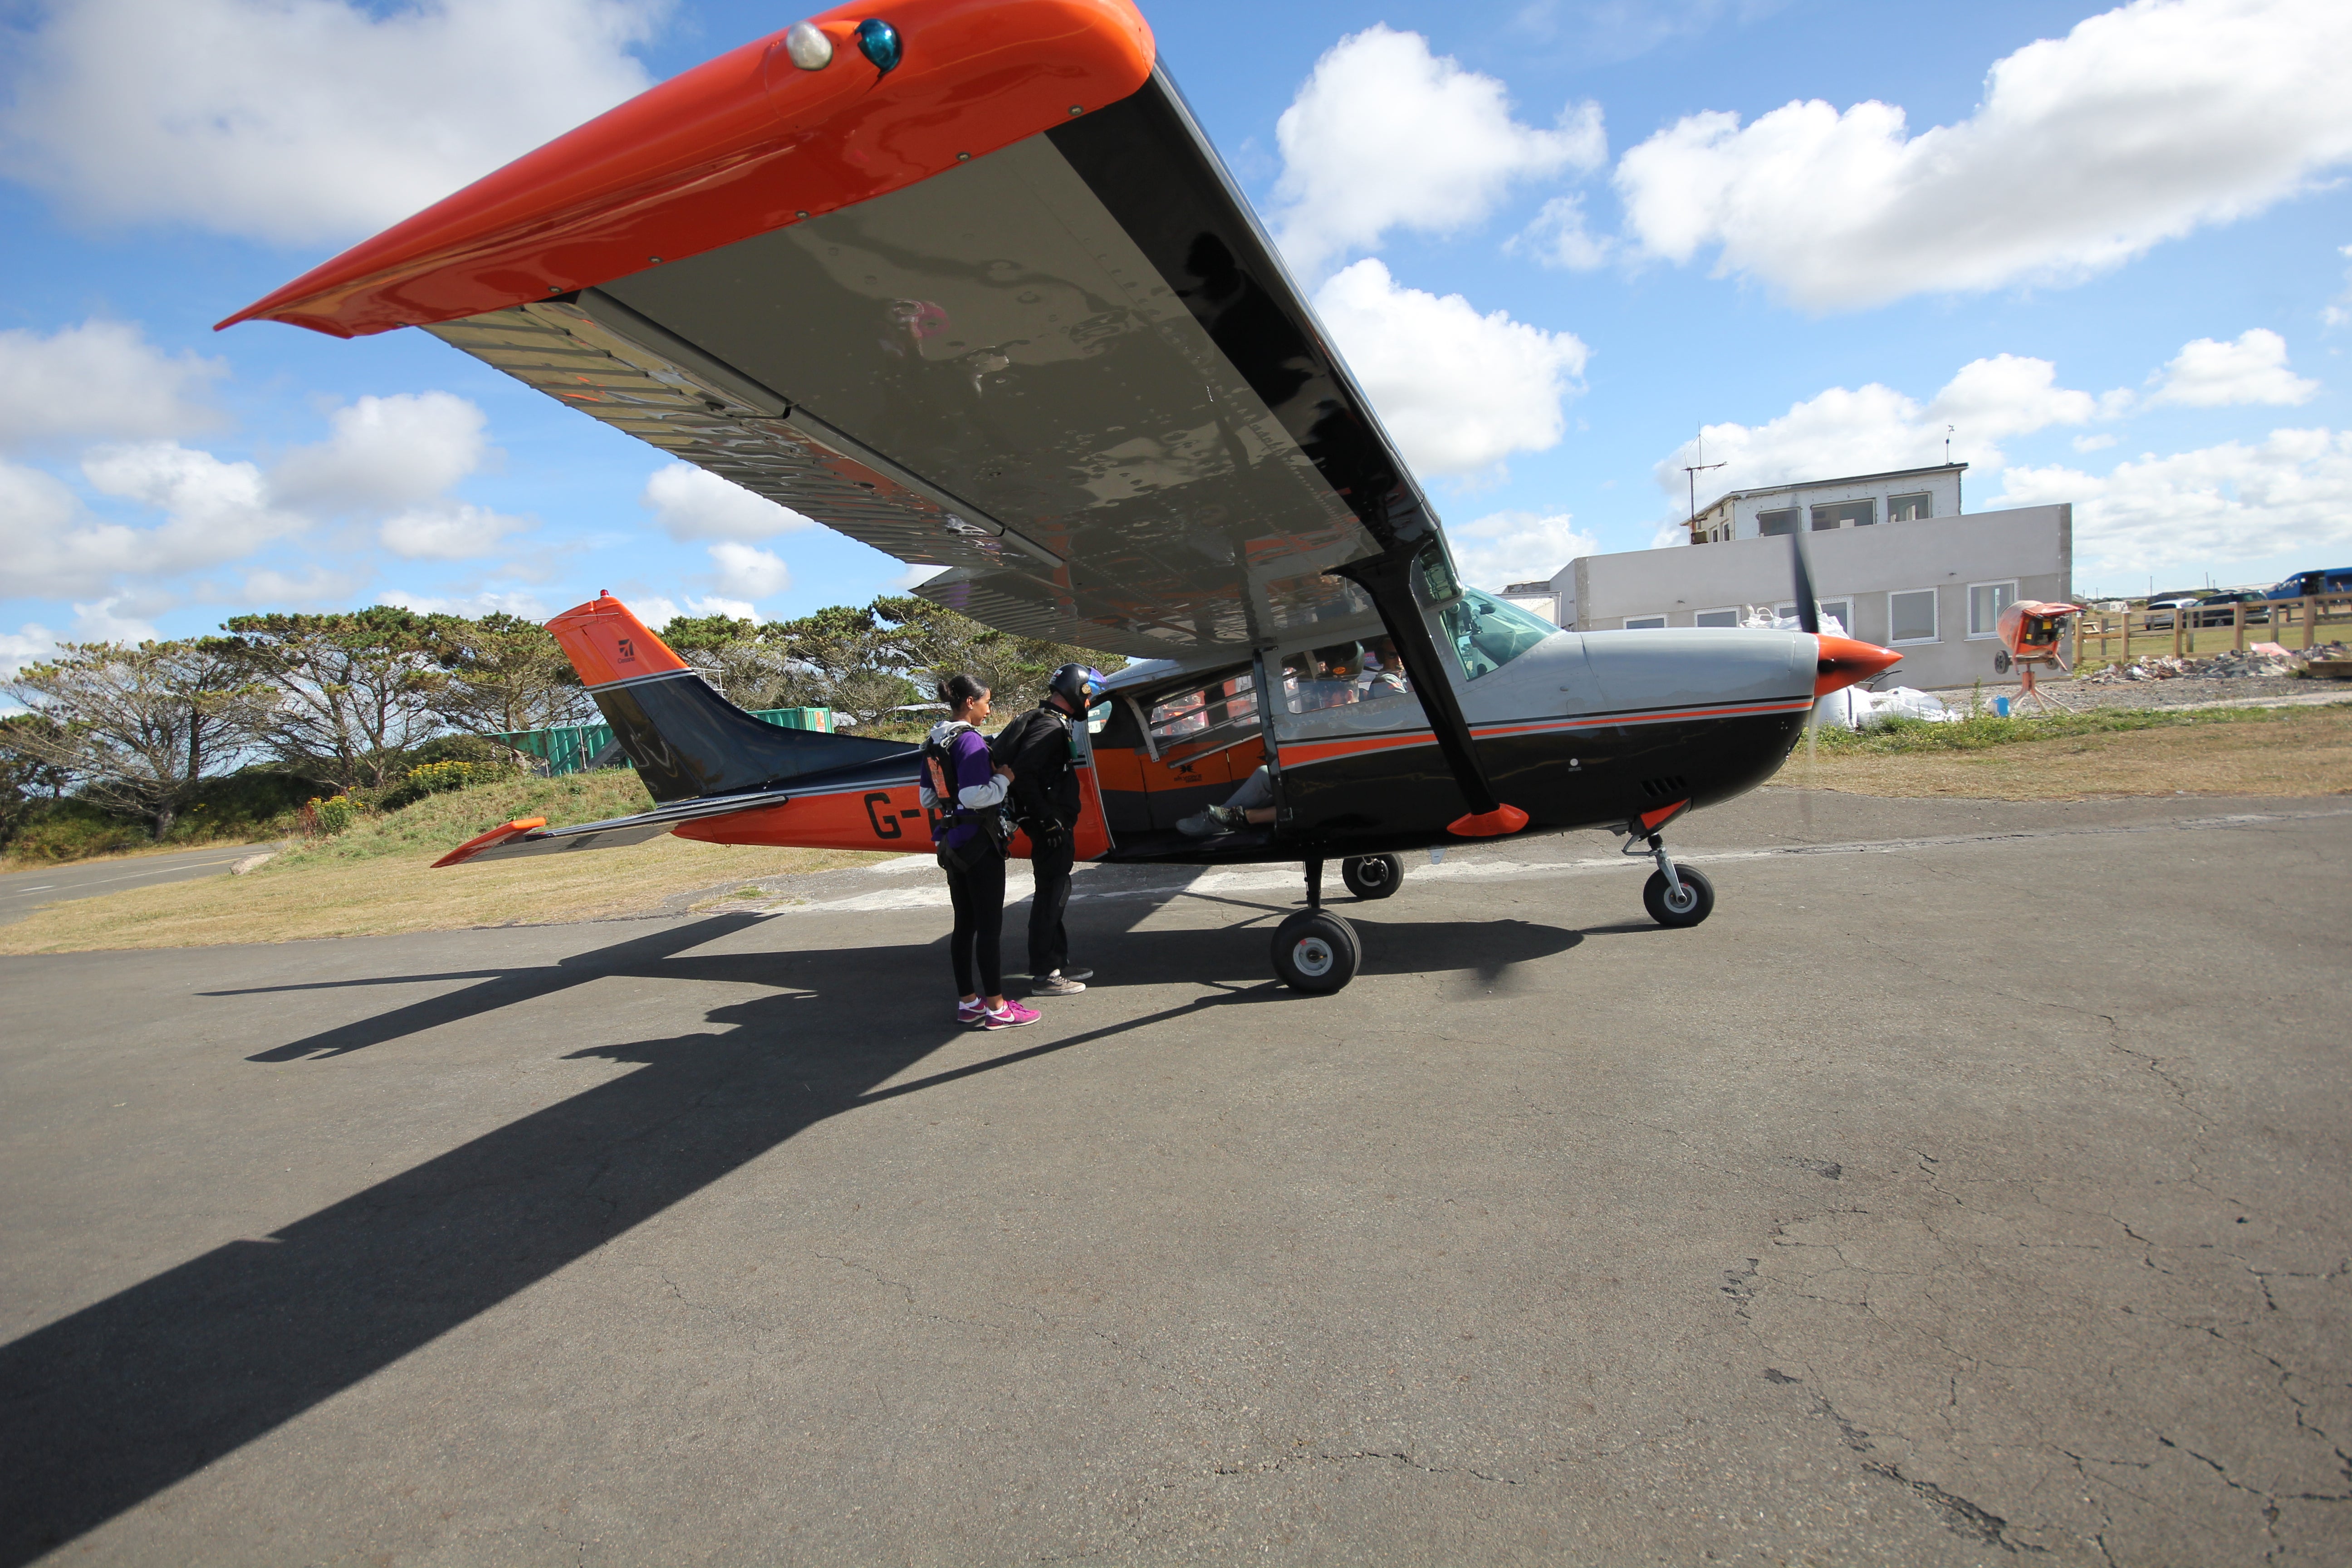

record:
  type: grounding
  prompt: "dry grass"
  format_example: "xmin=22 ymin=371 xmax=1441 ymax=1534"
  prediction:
xmin=1794 ymin=702 xmax=2352 ymax=800
xmin=0 ymin=770 xmax=893 ymax=954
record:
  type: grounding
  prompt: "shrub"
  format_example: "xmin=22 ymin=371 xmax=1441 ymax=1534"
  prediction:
xmin=309 ymin=795 xmax=358 ymax=835
xmin=377 ymin=759 xmax=505 ymax=812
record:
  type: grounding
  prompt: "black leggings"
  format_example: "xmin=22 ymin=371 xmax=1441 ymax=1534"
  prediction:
xmin=945 ymin=848 xmax=1005 ymax=999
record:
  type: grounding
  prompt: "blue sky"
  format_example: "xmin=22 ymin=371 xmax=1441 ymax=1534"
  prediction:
xmin=5 ymin=0 xmax=2351 ymax=670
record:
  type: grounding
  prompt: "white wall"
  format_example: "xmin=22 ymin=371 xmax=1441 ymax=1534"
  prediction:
xmin=1567 ymin=504 xmax=2072 ymax=689
xmin=1723 ymin=468 xmax=1965 ymax=540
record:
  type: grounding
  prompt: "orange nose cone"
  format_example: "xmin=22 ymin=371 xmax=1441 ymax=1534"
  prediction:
xmin=1814 ymin=634 xmax=1902 ymax=696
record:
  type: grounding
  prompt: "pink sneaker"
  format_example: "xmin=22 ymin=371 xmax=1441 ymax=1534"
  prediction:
xmin=981 ymin=999 xmax=1040 ymax=1030
xmin=956 ymin=997 xmax=986 ymax=1026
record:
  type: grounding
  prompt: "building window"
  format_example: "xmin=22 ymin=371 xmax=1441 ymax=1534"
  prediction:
xmin=1623 ymin=615 xmax=1666 ymax=630
xmin=1888 ymin=589 xmax=1939 ymax=644
xmin=1756 ymin=508 xmax=1798 ymax=537
xmin=1810 ymin=500 xmax=1874 ymax=529
xmin=1694 ymin=608 xmax=1741 ymax=628
xmin=1888 ymin=492 xmax=1931 ymax=522
xmin=1968 ymin=580 xmax=2017 ymax=638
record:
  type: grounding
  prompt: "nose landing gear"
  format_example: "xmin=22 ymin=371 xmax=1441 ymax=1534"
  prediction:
xmin=1271 ymin=858 xmax=1362 ymax=993
xmin=1628 ymin=828 xmax=1715 ymax=928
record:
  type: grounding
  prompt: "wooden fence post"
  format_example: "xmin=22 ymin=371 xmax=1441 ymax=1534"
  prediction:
xmin=2234 ymin=600 xmax=2246 ymax=652
xmin=2305 ymin=596 xmax=2318 ymax=652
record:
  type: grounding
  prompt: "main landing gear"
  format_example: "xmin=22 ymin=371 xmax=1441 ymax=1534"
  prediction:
xmin=1269 ymin=854 xmax=1409 ymax=992
xmin=1628 ymin=829 xmax=1714 ymax=929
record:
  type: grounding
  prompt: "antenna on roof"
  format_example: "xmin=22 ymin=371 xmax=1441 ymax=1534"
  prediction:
xmin=1945 ymin=425 xmax=1955 ymax=464
xmin=1684 ymin=434 xmax=1727 ymax=544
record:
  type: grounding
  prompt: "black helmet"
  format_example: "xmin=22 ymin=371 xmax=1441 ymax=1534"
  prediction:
xmin=1047 ymin=663 xmax=1102 ymax=712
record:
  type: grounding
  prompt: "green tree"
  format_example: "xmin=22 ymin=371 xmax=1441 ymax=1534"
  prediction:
xmin=658 ymin=613 xmax=814 ymax=712
xmin=430 ymin=613 xmax=594 ymax=739
xmin=1 ymin=642 xmax=270 ymax=838
xmin=222 ymin=608 xmax=453 ymax=792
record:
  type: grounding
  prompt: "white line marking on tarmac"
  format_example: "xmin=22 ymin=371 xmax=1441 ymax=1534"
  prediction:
xmin=866 ymin=856 xmax=935 ymax=874
xmin=756 ymin=806 xmax=2351 ymax=918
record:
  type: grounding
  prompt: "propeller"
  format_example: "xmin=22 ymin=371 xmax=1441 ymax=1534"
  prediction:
xmin=1787 ymin=530 xmax=1820 ymax=635
xmin=1788 ymin=529 xmax=1820 ymax=838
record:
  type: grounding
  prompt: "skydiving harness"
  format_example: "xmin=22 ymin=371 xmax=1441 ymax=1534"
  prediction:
xmin=923 ymin=722 xmax=1010 ymax=872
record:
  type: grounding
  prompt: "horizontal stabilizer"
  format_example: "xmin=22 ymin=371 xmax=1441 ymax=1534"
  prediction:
xmin=432 ymin=786 xmax=802 ymax=867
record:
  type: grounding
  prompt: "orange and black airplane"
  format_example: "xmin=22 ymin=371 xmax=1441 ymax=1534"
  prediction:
xmin=223 ymin=0 xmax=1898 ymax=992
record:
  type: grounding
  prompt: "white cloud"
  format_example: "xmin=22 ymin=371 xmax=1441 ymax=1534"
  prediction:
xmin=686 ymin=596 xmax=758 ymax=623
xmin=893 ymin=564 xmax=949 ymax=590
xmin=1653 ymin=354 xmax=2105 ymax=512
xmin=1509 ymin=195 xmax=1612 ymax=271
xmin=241 ymin=566 xmax=370 ymax=608
xmin=0 ymin=0 xmax=664 ymax=245
xmin=2325 ymin=244 xmax=2352 ymax=330
xmin=379 ymin=588 xmax=554 ymax=619
xmin=631 ymin=596 xmax=683 ymax=629
xmin=379 ymin=500 xmax=533 ymax=561
xmin=1313 ymin=260 xmax=1589 ymax=477
xmin=69 ymin=598 xmax=159 ymax=644
xmin=2074 ymin=433 xmax=2120 ymax=453
xmin=1997 ymin=427 xmax=2352 ymax=575
xmin=1615 ymin=0 xmax=2352 ymax=309
xmin=705 ymin=541 xmax=791 ymax=600
xmin=273 ymin=392 xmax=491 ymax=511
xmin=80 ymin=441 xmax=308 ymax=576
xmin=0 ymin=624 xmax=59 ymax=679
xmin=1447 ymin=511 xmax=1599 ymax=592
xmin=0 ymin=320 xmax=226 ymax=450
xmin=2146 ymin=328 xmax=2320 ymax=407
xmin=640 ymin=463 xmax=817 ymax=542
xmin=1271 ymin=25 xmax=1604 ymax=278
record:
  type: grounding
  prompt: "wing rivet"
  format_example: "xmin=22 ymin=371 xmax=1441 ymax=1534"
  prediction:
xmin=1068 ymin=105 xmax=1083 ymax=115
xmin=795 ymin=210 xmax=809 ymax=220
xmin=784 ymin=20 xmax=833 ymax=69
xmin=956 ymin=151 xmax=970 ymax=161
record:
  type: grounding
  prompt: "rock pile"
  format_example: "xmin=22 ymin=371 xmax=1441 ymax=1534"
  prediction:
xmin=2086 ymin=642 xmax=2346 ymax=683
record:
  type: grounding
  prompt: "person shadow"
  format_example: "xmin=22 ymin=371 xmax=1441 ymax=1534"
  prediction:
xmin=0 ymin=895 xmax=1588 ymax=1564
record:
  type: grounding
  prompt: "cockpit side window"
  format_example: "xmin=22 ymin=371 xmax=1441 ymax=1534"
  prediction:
xmin=1439 ymin=588 xmax=1559 ymax=680
xmin=1146 ymin=669 xmax=1257 ymax=744
xmin=1276 ymin=636 xmax=1414 ymax=714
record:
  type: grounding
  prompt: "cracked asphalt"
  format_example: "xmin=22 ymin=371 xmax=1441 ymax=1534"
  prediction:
xmin=1 ymin=790 xmax=2346 ymax=1566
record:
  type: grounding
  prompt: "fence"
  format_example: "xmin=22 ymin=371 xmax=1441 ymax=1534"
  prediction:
xmin=494 ymin=706 xmax=834 ymax=777
xmin=2076 ymin=595 xmax=2352 ymax=669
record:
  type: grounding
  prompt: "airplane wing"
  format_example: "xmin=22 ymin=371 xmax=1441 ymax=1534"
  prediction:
xmin=225 ymin=0 xmax=1521 ymax=831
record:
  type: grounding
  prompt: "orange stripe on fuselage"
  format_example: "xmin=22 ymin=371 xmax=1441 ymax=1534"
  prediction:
xmin=668 ymin=769 xmax=1116 ymax=860
xmin=1275 ymin=699 xmax=1814 ymax=769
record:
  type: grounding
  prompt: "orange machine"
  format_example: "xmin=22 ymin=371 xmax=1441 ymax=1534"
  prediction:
xmin=1994 ymin=600 xmax=2082 ymax=712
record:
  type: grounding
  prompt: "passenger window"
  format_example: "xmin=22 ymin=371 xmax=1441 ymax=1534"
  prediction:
xmin=1439 ymin=588 xmax=1558 ymax=679
xmin=1147 ymin=671 xmax=1256 ymax=742
xmin=1279 ymin=638 xmax=1414 ymax=714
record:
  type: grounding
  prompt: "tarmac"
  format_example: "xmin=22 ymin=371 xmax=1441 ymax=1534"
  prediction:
xmin=0 ymin=843 xmax=275 ymax=926
xmin=1 ymin=790 xmax=2347 ymax=1566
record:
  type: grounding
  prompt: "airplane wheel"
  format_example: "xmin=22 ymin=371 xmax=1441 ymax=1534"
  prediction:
xmin=1271 ymin=910 xmax=1360 ymax=994
xmin=1643 ymin=867 xmax=1715 ymax=929
xmin=1340 ymin=853 xmax=1403 ymax=900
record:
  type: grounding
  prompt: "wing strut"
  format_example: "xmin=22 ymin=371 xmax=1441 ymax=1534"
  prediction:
xmin=1332 ymin=551 xmax=1527 ymax=838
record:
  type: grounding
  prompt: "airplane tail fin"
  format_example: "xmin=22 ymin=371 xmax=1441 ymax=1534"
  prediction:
xmin=544 ymin=593 xmax=914 ymax=802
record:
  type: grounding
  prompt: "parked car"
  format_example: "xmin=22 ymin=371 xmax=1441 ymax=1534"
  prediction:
xmin=2192 ymin=592 xmax=2270 ymax=627
xmin=2142 ymin=595 xmax=2203 ymax=630
xmin=2264 ymin=568 xmax=2352 ymax=600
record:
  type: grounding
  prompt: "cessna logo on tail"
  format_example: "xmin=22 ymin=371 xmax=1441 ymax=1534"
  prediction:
xmin=617 ymin=637 xmax=635 ymax=662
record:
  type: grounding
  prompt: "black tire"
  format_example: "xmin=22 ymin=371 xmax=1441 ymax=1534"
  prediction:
xmin=1642 ymin=866 xmax=1715 ymax=928
xmin=1993 ymin=648 xmax=2012 ymax=675
xmin=1340 ymin=853 xmax=1404 ymax=900
xmin=1270 ymin=910 xmax=1361 ymax=993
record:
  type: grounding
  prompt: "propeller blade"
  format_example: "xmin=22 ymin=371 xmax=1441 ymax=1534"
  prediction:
xmin=1788 ymin=532 xmax=1820 ymax=635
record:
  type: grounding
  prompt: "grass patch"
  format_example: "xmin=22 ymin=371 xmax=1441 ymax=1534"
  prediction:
xmin=1789 ymin=701 xmax=2352 ymax=800
xmin=1812 ymin=701 xmax=2341 ymax=756
xmin=0 ymin=769 xmax=897 ymax=954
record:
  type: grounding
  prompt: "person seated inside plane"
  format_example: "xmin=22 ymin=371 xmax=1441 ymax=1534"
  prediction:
xmin=1357 ymin=636 xmax=1408 ymax=698
xmin=1177 ymin=764 xmax=1274 ymax=838
xmin=1279 ymin=646 xmax=1357 ymax=715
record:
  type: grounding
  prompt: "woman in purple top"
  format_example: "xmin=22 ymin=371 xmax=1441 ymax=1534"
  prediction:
xmin=920 ymin=675 xmax=1040 ymax=1030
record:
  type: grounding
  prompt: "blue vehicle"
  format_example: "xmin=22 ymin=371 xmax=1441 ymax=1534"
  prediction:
xmin=2264 ymin=568 xmax=2352 ymax=599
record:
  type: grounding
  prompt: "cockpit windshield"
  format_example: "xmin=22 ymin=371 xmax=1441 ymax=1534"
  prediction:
xmin=1439 ymin=588 xmax=1558 ymax=680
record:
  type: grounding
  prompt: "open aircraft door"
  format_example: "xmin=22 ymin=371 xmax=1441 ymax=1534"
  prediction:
xmin=1089 ymin=665 xmax=1268 ymax=837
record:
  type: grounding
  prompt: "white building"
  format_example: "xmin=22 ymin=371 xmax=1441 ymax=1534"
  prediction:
xmin=1504 ymin=501 xmax=2073 ymax=691
xmin=1687 ymin=463 xmax=1968 ymax=544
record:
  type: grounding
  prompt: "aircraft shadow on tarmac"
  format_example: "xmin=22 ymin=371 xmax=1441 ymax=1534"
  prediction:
xmin=0 ymin=896 xmax=1592 ymax=1563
